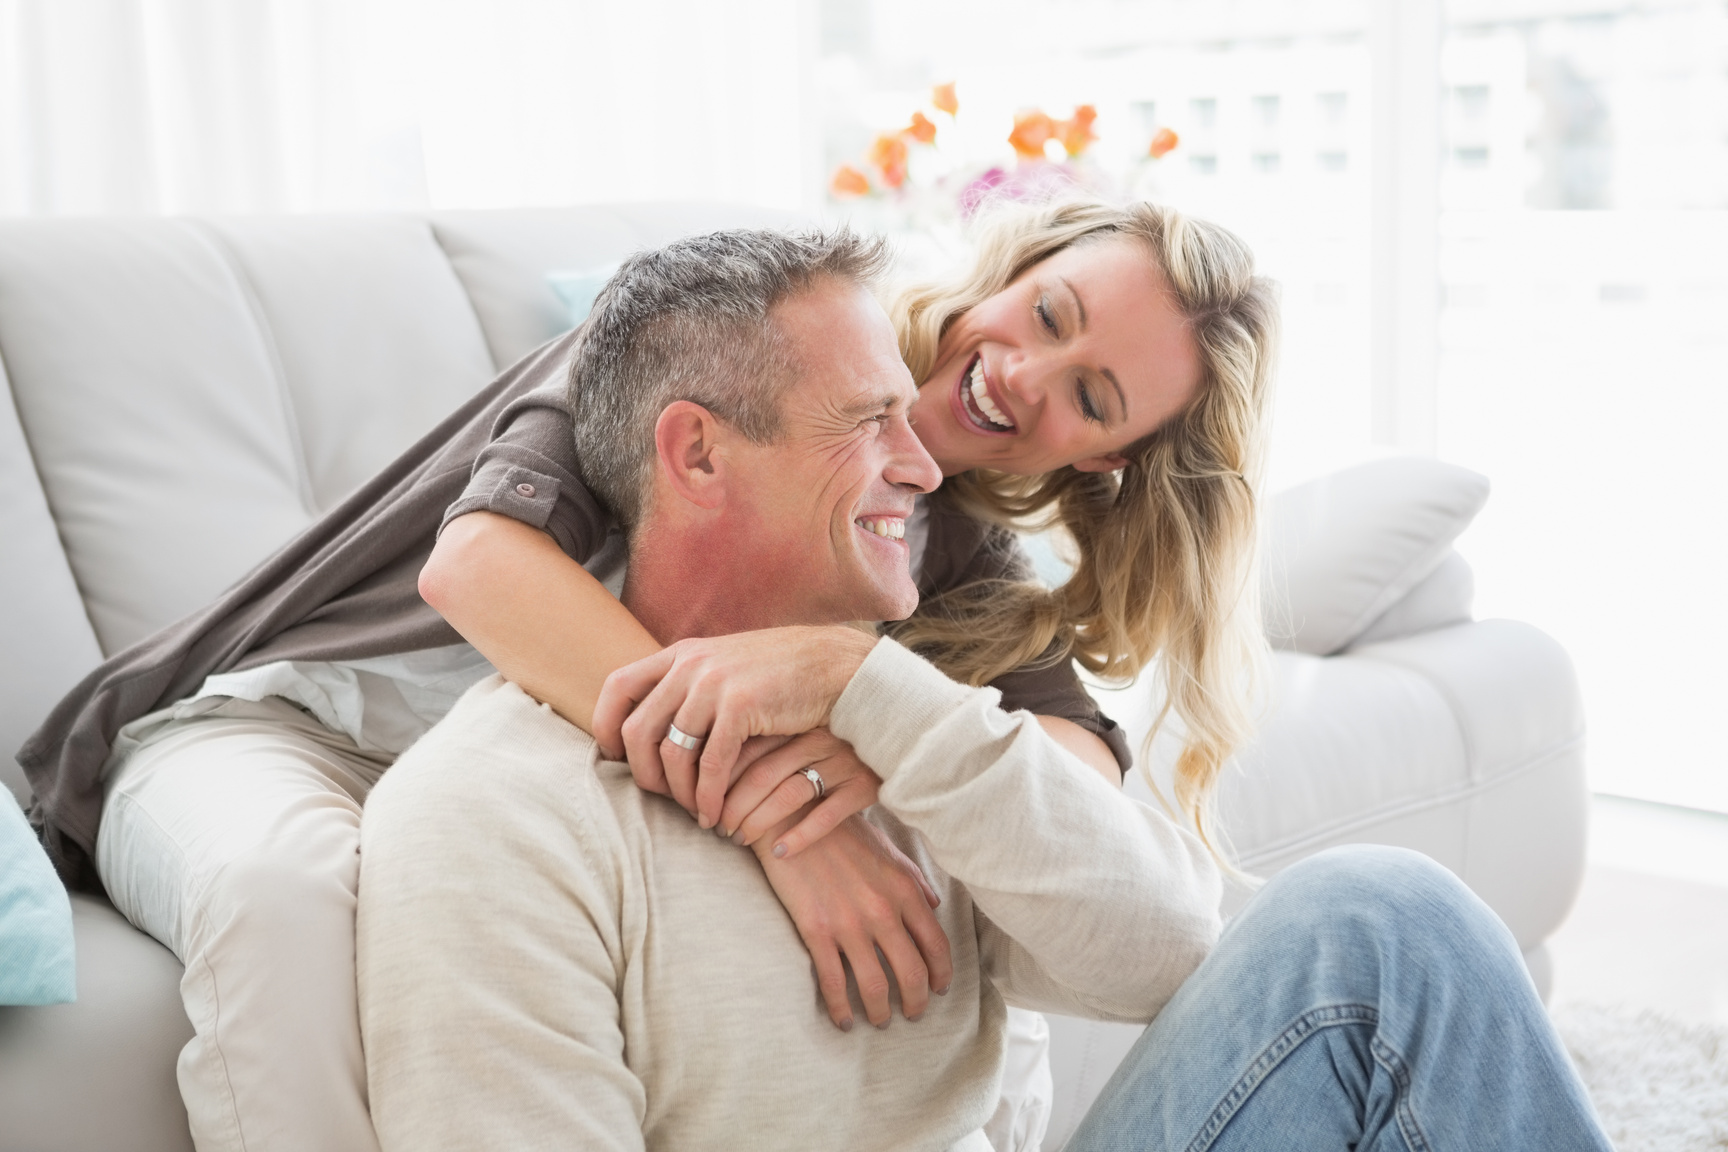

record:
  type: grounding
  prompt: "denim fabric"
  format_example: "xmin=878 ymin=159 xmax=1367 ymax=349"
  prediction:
xmin=1067 ymin=845 xmax=1610 ymax=1152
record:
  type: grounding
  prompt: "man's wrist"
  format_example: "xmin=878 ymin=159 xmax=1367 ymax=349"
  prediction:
xmin=806 ymin=626 xmax=877 ymax=724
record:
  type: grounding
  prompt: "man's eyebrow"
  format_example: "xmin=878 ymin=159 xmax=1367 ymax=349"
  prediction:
xmin=841 ymin=392 xmax=905 ymax=418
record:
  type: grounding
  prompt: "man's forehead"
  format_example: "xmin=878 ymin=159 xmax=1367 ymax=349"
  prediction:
xmin=786 ymin=366 xmax=916 ymax=425
xmin=771 ymin=278 xmax=915 ymax=421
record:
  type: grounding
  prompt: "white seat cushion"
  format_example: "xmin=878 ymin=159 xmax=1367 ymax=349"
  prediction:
xmin=0 ymin=894 xmax=194 ymax=1152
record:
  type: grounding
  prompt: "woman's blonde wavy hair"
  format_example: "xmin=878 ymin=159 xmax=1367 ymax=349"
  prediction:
xmin=889 ymin=198 xmax=1279 ymax=854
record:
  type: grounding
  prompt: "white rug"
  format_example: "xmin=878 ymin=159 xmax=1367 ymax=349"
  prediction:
xmin=1553 ymin=1001 xmax=1728 ymax=1151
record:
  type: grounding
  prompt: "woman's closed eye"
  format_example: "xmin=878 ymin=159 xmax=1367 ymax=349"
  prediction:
xmin=1077 ymin=381 xmax=1104 ymax=425
xmin=1035 ymin=296 xmax=1059 ymax=335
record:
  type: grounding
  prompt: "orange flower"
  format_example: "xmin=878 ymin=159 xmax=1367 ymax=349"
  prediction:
xmin=867 ymin=132 xmax=909 ymax=188
xmin=905 ymin=110 xmax=937 ymax=144
xmin=1056 ymin=105 xmax=1098 ymax=157
xmin=931 ymin=82 xmax=959 ymax=116
xmin=830 ymin=164 xmax=871 ymax=198
xmin=1148 ymin=126 xmax=1179 ymax=159
xmin=1008 ymin=110 xmax=1056 ymax=160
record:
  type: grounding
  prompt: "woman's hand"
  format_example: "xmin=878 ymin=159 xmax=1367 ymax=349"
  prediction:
xmin=721 ymin=729 xmax=883 ymax=860
xmin=754 ymin=813 xmax=952 ymax=1031
xmin=592 ymin=625 xmax=878 ymax=829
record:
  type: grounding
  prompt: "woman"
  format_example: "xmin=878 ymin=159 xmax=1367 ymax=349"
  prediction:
xmin=23 ymin=199 xmax=1273 ymax=1152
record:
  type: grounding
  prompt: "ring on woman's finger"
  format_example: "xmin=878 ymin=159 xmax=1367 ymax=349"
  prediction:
xmin=666 ymin=722 xmax=705 ymax=751
xmin=800 ymin=767 xmax=826 ymax=800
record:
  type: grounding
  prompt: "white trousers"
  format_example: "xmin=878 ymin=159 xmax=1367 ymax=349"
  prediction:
xmin=96 ymin=696 xmax=392 ymax=1152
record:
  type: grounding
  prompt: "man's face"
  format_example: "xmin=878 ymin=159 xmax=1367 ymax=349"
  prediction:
xmin=721 ymin=280 xmax=942 ymax=624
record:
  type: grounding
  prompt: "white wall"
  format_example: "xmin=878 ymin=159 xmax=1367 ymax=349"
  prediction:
xmin=0 ymin=0 xmax=813 ymax=216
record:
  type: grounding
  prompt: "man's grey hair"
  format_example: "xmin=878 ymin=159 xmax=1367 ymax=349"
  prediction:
xmin=569 ymin=227 xmax=892 ymax=530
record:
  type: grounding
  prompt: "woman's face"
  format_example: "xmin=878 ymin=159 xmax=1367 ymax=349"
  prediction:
xmin=910 ymin=237 xmax=1202 ymax=477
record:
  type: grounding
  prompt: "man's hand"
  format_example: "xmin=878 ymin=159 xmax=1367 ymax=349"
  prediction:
xmin=592 ymin=625 xmax=877 ymax=828
xmin=755 ymin=813 xmax=953 ymax=1032
xmin=721 ymin=729 xmax=882 ymax=860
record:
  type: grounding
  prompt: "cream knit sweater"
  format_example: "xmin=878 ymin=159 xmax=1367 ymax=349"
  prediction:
xmin=357 ymin=639 xmax=1221 ymax=1152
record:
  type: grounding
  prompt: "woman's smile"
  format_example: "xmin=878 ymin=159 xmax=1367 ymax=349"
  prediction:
xmin=952 ymin=354 xmax=1018 ymax=435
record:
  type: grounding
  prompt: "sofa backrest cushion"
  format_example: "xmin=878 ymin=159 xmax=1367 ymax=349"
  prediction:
xmin=0 ymin=358 xmax=105 ymax=807
xmin=206 ymin=216 xmax=497 ymax=511
xmin=431 ymin=202 xmax=803 ymax=370
xmin=0 ymin=219 xmax=317 ymax=657
xmin=1263 ymin=457 xmax=1490 ymax=656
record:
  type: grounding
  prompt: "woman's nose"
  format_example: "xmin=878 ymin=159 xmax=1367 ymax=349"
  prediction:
xmin=998 ymin=351 xmax=1049 ymax=407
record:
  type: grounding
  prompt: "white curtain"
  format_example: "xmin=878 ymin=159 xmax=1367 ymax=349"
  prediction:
xmin=0 ymin=0 xmax=812 ymax=216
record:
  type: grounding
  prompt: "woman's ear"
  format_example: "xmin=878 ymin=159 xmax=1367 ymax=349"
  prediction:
xmin=653 ymin=401 xmax=728 ymax=510
xmin=1070 ymin=452 xmax=1130 ymax=474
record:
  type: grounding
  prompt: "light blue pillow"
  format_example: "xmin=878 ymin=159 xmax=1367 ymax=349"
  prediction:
xmin=0 ymin=794 xmax=76 ymax=1005
xmin=546 ymin=263 xmax=622 ymax=329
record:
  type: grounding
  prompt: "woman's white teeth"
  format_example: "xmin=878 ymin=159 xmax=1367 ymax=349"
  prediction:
xmin=858 ymin=517 xmax=905 ymax=540
xmin=969 ymin=360 xmax=1013 ymax=429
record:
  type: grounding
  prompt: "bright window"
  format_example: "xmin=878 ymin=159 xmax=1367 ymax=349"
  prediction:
xmin=820 ymin=0 xmax=1728 ymax=814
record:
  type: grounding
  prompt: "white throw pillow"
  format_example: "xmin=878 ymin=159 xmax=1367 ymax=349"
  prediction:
xmin=1262 ymin=457 xmax=1490 ymax=655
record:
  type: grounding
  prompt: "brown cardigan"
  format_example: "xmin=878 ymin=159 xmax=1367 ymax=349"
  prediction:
xmin=20 ymin=330 xmax=1128 ymax=886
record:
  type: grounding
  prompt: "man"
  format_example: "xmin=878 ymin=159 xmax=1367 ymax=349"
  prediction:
xmin=355 ymin=229 xmax=1223 ymax=1151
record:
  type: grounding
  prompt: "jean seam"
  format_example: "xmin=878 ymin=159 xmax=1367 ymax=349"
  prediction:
xmin=1370 ymin=1033 xmax=1433 ymax=1152
xmin=1183 ymin=1003 xmax=1380 ymax=1152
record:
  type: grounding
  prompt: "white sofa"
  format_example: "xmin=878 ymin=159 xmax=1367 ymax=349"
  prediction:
xmin=0 ymin=204 xmax=1587 ymax=1152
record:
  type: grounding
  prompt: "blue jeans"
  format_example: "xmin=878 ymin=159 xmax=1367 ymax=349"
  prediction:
xmin=1066 ymin=846 xmax=1610 ymax=1151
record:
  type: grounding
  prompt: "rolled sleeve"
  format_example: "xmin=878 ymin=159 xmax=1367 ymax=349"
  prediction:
xmin=439 ymin=393 xmax=612 ymax=563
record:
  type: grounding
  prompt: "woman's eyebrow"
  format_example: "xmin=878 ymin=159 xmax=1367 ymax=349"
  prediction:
xmin=1062 ymin=277 xmax=1127 ymax=421
xmin=1101 ymin=369 xmax=1128 ymax=422
xmin=1061 ymin=277 xmax=1088 ymax=329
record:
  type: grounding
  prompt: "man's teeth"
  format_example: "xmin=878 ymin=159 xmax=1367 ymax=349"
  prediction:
xmin=968 ymin=360 xmax=1013 ymax=429
xmin=857 ymin=517 xmax=906 ymax=540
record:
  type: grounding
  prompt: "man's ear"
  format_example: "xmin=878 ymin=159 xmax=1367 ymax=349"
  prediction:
xmin=653 ymin=401 xmax=729 ymax=510
xmin=1070 ymin=452 xmax=1130 ymax=474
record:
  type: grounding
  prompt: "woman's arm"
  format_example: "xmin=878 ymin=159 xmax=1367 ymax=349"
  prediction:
xmin=1036 ymin=716 xmax=1122 ymax=786
xmin=420 ymin=511 xmax=659 ymax=736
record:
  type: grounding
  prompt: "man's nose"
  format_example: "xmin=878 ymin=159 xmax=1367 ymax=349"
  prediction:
xmin=886 ymin=416 xmax=943 ymax=494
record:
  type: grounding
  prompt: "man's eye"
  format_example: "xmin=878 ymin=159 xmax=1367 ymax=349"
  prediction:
xmin=1035 ymin=297 xmax=1058 ymax=334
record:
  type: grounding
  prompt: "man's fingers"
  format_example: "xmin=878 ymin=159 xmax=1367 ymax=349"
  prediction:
xmin=593 ymin=650 xmax=678 ymax=759
xmin=657 ymin=737 xmax=700 ymax=813
xmin=694 ymin=714 xmax=750 ymax=829
xmin=840 ymin=935 xmax=893 ymax=1028
xmin=768 ymin=790 xmax=872 ymax=859
xmin=805 ymin=939 xmax=854 ymax=1032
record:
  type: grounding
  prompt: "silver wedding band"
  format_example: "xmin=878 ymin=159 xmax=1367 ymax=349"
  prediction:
xmin=800 ymin=767 xmax=826 ymax=800
xmin=665 ymin=722 xmax=704 ymax=751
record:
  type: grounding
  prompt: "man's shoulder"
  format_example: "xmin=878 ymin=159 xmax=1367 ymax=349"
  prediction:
xmin=371 ymin=674 xmax=604 ymax=817
xmin=440 ymin=673 xmax=600 ymax=760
